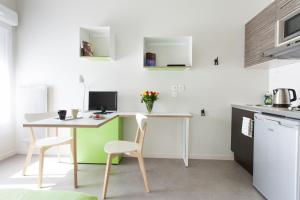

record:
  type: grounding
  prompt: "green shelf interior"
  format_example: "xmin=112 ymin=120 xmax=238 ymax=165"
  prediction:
xmin=143 ymin=66 xmax=191 ymax=70
xmin=80 ymin=56 xmax=111 ymax=61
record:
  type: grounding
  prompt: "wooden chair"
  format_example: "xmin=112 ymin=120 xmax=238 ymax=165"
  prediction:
xmin=101 ymin=113 xmax=150 ymax=199
xmin=23 ymin=113 xmax=74 ymax=188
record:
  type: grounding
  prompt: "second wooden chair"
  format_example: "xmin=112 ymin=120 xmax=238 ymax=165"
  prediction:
xmin=101 ymin=113 xmax=150 ymax=199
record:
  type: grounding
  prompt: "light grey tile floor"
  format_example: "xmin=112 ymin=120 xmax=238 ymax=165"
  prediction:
xmin=0 ymin=155 xmax=265 ymax=200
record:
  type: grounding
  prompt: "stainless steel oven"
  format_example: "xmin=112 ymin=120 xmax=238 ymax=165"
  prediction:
xmin=278 ymin=8 xmax=300 ymax=44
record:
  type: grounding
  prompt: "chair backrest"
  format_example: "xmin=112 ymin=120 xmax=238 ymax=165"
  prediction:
xmin=24 ymin=112 xmax=57 ymax=143
xmin=134 ymin=113 xmax=148 ymax=152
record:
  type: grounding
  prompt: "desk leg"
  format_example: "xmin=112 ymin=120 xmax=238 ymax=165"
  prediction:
xmin=183 ymin=118 xmax=189 ymax=167
xmin=73 ymin=128 xmax=78 ymax=188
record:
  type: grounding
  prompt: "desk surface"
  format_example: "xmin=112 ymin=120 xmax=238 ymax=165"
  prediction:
xmin=118 ymin=112 xmax=192 ymax=118
xmin=23 ymin=112 xmax=192 ymax=128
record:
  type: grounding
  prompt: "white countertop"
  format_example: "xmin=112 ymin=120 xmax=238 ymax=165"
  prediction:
xmin=232 ymin=104 xmax=300 ymax=120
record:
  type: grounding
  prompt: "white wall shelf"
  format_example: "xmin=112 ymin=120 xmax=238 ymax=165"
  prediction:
xmin=143 ymin=36 xmax=192 ymax=70
xmin=79 ymin=26 xmax=115 ymax=60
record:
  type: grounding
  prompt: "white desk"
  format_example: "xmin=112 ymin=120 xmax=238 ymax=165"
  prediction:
xmin=23 ymin=112 xmax=192 ymax=188
xmin=118 ymin=112 xmax=192 ymax=167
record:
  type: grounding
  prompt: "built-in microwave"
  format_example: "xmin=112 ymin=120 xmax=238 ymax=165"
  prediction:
xmin=278 ymin=8 xmax=300 ymax=45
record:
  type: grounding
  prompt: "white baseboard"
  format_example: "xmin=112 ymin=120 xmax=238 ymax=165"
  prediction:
xmin=189 ymin=154 xmax=234 ymax=160
xmin=143 ymin=153 xmax=181 ymax=159
xmin=17 ymin=148 xmax=234 ymax=161
xmin=0 ymin=150 xmax=16 ymax=161
xmin=135 ymin=153 xmax=234 ymax=161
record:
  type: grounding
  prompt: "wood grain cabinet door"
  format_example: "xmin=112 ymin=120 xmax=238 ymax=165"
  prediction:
xmin=245 ymin=2 xmax=277 ymax=68
xmin=277 ymin=0 xmax=300 ymax=20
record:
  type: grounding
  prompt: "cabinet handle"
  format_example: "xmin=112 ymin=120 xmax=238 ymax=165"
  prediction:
xmin=280 ymin=0 xmax=294 ymax=9
xmin=263 ymin=119 xmax=281 ymax=125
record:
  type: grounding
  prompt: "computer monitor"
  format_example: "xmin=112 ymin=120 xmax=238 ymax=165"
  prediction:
xmin=88 ymin=91 xmax=118 ymax=112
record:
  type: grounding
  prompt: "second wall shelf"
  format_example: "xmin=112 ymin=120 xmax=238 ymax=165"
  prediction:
xmin=143 ymin=36 xmax=192 ymax=70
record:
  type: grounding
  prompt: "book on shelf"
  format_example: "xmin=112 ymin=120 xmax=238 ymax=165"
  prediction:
xmin=81 ymin=40 xmax=94 ymax=56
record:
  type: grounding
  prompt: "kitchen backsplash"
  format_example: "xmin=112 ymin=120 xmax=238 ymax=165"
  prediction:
xmin=269 ymin=62 xmax=300 ymax=106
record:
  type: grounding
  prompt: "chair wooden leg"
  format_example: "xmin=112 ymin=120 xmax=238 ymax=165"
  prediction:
xmin=70 ymin=141 xmax=75 ymax=163
xmin=102 ymin=154 xmax=113 ymax=199
xmin=57 ymin=146 xmax=61 ymax=162
xmin=23 ymin=145 xmax=34 ymax=176
xmin=56 ymin=128 xmax=61 ymax=162
xmin=38 ymin=148 xmax=45 ymax=188
xmin=137 ymin=153 xmax=150 ymax=192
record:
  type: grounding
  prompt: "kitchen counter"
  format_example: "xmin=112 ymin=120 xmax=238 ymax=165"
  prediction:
xmin=232 ymin=104 xmax=300 ymax=120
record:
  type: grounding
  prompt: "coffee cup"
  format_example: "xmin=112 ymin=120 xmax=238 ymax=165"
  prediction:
xmin=71 ymin=109 xmax=79 ymax=119
xmin=58 ymin=110 xmax=67 ymax=120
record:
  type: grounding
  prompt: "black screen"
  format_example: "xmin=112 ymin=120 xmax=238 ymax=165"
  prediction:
xmin=88 ymin=91 xmax=117 ymax=111
xmin=285 ymin=13 xmax=300 ymax=38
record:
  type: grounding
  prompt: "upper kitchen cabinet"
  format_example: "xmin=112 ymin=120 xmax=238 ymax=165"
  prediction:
xmin=277 ymin=0 xmax=300 ymax=20
xmin=245 ymin=2 xmax=277 ymax=68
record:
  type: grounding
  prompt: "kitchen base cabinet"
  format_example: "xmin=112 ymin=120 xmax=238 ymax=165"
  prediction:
xmin=231 ymin=108 xmax=255 ymax=174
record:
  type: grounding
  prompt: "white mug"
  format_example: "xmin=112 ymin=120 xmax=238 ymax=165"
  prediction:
xmin=71 ymin=109 xmax=79 ymax=119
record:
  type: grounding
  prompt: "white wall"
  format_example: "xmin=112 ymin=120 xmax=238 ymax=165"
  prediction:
xmin=269 ymin=63 xmax=300 ymax=105
xmin=0 ymin=0 xmax=16 ymax=9
xmin=0 ymin=0 xmax=16 ymax=160
xmin=15 ymin=0 xmax=271 ymax=159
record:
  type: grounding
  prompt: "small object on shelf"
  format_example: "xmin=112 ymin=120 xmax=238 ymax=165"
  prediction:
xmin=145 ymin=52 xmax=156 ymax=66
xmin=81 ymin=41 xmax=94 ymax=56
xmin=143 ymin=66 xmax=191 ymax=70
xmin=79 ymin=27 xmax=115 ymax=60
xmin=140 ymin=90 xmax=159 ymax=113
xmin=167 ymin=64 xmax=186 ymax=67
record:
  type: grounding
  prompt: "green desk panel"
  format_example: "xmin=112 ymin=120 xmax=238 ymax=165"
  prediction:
xmin=77 ymin=117 xmax=123 ymax=164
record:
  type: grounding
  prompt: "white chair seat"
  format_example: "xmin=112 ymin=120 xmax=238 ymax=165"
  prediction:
xmin=34 ymin=136 xmax=73 ymax=148
xmin=104 ymin=141 xmax=138 ymax=154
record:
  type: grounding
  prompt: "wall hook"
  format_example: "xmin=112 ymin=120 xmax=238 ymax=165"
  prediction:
xmin=214 ymin=57 xmax=219 ymax=66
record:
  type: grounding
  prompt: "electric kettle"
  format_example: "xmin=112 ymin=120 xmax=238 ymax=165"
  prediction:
xmin=273 ymin=88 xmax=297 ymax=108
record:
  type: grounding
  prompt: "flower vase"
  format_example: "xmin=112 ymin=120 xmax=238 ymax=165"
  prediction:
xmin=145 ymin=101 xmax=154 ymax=113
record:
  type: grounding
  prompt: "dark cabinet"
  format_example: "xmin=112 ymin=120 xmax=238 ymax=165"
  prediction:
xmin=231 ymin=108 xmax=256 ymax=174
xmin=277 ymin=0 xmax=300 ymax=20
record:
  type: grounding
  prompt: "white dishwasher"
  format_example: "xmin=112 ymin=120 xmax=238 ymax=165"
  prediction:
xmin=254 ymin=114 xmax=300 ymax=200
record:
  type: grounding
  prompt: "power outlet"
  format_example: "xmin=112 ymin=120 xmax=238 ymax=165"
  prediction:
xmin=200 ymin=108 xmax=206 ymax=116
xmin=171 ymin=85 xmax=178 ymax=98
xmin=171 ymin=85 xmax=178 ymax=91
xmin=171 ymin=84 xmax=186 ymax=98
xmin=178 ymin=84 xmax=185 ymax=92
